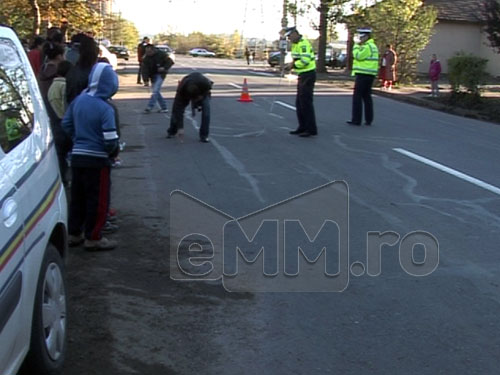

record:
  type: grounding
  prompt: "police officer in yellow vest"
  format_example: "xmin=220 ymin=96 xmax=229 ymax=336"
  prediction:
xmin=347 ymin=27 xmax=379 ymax=126
xmin=284 ymin=26 xmax=318 ymax=137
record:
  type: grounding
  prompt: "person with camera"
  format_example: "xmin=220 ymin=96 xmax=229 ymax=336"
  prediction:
xmin=347 ymin=27 xmax=379 ymax=126
xmin=283 ymin=26 xmax=318 ymax=138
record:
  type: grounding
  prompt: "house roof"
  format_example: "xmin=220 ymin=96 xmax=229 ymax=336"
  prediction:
xmin=424 ymin=0 xmax=486 ymax=23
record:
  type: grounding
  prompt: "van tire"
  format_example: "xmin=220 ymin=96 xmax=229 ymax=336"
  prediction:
xmin=19 ymin=244 xmax=67 ymax=375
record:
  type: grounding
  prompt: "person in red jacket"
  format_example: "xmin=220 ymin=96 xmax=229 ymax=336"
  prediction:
xmin=27 ymin=36 xmax=44 ymax=76
xmin=428 ymin=54 xmax=442 ymax=97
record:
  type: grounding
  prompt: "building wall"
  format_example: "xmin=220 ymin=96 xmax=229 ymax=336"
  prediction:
xmin=418 ymin=21 xmax=500 ymax=77
xmin=418 ymin=22 xmax=481 ymax=74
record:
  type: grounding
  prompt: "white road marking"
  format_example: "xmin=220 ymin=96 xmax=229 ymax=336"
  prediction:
xmin=229 ymin=82 xmax=242 ymax=89
xmin=274 ymin=101 xmax=296 ymax=111
xmin=393 ymin=148 xmax=500 ymax=196
xmin=252 ymin=71 xmax=275 ymax=77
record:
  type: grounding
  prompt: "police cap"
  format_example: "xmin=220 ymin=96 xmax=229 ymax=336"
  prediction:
xmin=284 ymin=26 xmax=298 ymax=36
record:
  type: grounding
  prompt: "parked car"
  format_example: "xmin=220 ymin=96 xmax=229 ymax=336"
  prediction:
xmin=330 ymin=52 xmax=347 ymax=69
xmin=0 ymin=25 xmax=68 ymax=375
xmin=155 ymin=44 xmax=176 ymax=63
xmin=189 ymin=48 xmax=216 ymax=57
xmin=267 ymin=51 xmax=293 ymax=67
xmin=108 ymin=45 xmax=130 ymax=61
xmin=99 ymin=44 xmax=118 ymax=70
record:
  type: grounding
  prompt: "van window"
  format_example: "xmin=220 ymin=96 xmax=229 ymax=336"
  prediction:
xmin=0 ymin=38 xmax=35 ymax=154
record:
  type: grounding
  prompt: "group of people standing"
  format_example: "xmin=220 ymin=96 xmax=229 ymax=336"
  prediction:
xmin=28 ymin=28 xmax=121 ymax=251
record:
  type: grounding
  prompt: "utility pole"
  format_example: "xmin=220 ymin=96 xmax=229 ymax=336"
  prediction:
xmin=279 ymin=0 xmax=288 ymax=75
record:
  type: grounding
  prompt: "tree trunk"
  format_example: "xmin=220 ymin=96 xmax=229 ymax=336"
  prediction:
xmin=29 ymin=0 xmax=41 ymax=38
xmin=316 ymin=0 xmax=329 ymax=73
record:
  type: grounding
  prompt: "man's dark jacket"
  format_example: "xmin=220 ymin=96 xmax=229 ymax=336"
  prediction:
xmin=142 ymin=49 xmax=174 ymax=80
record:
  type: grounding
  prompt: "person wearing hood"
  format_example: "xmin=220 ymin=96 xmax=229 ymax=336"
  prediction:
xmin=62 ymin=62 xmax=120 ymax=251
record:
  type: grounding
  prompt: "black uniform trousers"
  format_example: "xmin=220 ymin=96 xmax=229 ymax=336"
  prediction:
xmin=351 ymin=73 xmax=375 ymax=124
xmin=69 ymin=166 xmax=111 ymax=241
xmin=295 ymin=70 xmax=317 ymax=134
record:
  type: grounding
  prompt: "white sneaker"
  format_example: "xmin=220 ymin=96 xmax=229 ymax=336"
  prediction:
xmin=158 ymin=108 xmax=168 ymax=113
xmin=84 ymin=237 xmax=117 ymax=251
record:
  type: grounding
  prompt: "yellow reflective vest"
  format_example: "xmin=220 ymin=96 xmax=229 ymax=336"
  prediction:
xmin=352 ymin=38 xmax=379 ymax=76
xmin=291 ymin=38 xmax=316 ymax=75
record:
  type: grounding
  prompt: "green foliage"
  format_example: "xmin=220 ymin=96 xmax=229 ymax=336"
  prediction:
xmin=103 ymin=15 xmax=139 ymax=49
xmin=349 ymin=0 xmax=437 ymax=83
xmin=153 ymin=30 xmax=243 ymax=58
xmin=484 ymin=0 xmax=500 ymax=53
xmin=448 ymin=52 xmax=488 ymax=96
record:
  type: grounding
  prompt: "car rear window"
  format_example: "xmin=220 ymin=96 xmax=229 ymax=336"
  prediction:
xmin=0 ymin=38 xmax=34 ymax=154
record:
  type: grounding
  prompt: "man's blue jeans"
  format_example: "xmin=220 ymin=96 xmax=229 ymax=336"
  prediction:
xmin=147 ymin=74 xmax=167 ymax=110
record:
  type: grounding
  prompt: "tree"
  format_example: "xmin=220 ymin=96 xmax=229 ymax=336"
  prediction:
xmin=0 ymin=0 xmax=110 ymax=41
xmin=350 ymin=0 xmax=437 ymax=83
xmin=484 ymin=0 xmax=500 ymax=53
xmin=288 ymin=0 xmax=352 ymax=73
xmin=103 ymin=14 xmax=139 ymax=49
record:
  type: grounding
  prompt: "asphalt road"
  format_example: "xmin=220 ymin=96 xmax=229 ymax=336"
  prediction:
xmin=64 ymin=56 xmax=500 ymax=374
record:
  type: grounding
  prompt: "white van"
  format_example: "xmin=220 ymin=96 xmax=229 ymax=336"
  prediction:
xmin=0 ymin=25 xmax=68 ymax=374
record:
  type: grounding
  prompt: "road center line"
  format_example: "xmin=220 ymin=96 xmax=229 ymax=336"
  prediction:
xmin=274 ymin=101 xmax=296 ymax=111
xmin=393 ymin=148 xmax=500 ymax=196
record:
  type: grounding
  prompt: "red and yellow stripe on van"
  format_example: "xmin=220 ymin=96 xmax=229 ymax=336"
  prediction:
xmin=0 ymin=179 xmax=62 ymax=272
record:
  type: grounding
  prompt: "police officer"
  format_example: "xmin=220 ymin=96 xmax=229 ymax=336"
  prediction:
xmin=284 ymin=26 xmax=318 ymax=137
xmin=347 ymin=27 xmax=379 ymax=126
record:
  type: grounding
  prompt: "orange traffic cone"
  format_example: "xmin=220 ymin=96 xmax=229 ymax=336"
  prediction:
xmin=238 ymin=78 xmax=253 ymax=102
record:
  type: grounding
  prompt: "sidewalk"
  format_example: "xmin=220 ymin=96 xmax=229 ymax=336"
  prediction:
xmin=319 ymin=69 xmax=500 ymax=124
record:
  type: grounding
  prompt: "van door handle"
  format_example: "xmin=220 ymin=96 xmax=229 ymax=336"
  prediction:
xmin=2 ymin=198 xmax=18 ymax=228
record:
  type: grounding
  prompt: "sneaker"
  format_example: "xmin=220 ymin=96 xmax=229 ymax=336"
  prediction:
xmin=102 ymin=221 xmax=119 ymax=234
xmin=107 ymin=214 xmax=118 ymax=223
xmin=143 ymin=83 xmax=149 ymax=87
xmin=84 ymin=237 xmax=117 ymax=251
xmin=158 ymin=108 xmax=168 ymax=113
xmin=200 ymin=137 xmax=210 ymax=143
xmin=68 ymin=233 xmax=84 ymax=247
xmin=166 ymin=133 xmax=176 ymax=139
xmin=143 ymin=108 xmax=152 ymax=114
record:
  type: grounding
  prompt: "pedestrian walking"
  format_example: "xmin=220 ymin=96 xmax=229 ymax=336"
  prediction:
xmin=347 ymin=27 xmax=379 ymax=126
xmin=429 ymin=54 xmax=441 ymax=97
xmin=284 ymin=26 xmax=318 ymax=137
xmin=142 ymin=44 xmax=174 ymax=113
xmin=62 ymin=62 xmax=120 ymax=251
xmin=137 ymin=36 xmax=149 ymax=85
xmin=166 ymin=72 xmax=213 ymax=143
xmin=380 ymin=44 xmax=397 ymax=90
xmin=245 ymin=47 xmax=250 ymax=65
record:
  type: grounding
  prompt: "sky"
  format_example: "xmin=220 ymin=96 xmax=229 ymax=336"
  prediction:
xmin=113 ymin=0 xmax=320 ymax=41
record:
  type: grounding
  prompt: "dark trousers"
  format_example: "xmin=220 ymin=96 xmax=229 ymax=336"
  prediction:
xmin=69 ymin=166 xmax=110 ymax=241
xmin=295 ymin=70 xmax=317 ymax=134
xmin=137 ymin=61 xmax=148 ymax=84
xmin=352 ymin=74 xmax=375 ymax=124
xmin=168 ymin=95 xmax=210 ymax=138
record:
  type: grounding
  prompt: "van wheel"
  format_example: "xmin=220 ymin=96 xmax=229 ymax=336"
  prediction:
xmin=19 ymin=244 xmax=67 ymax=375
